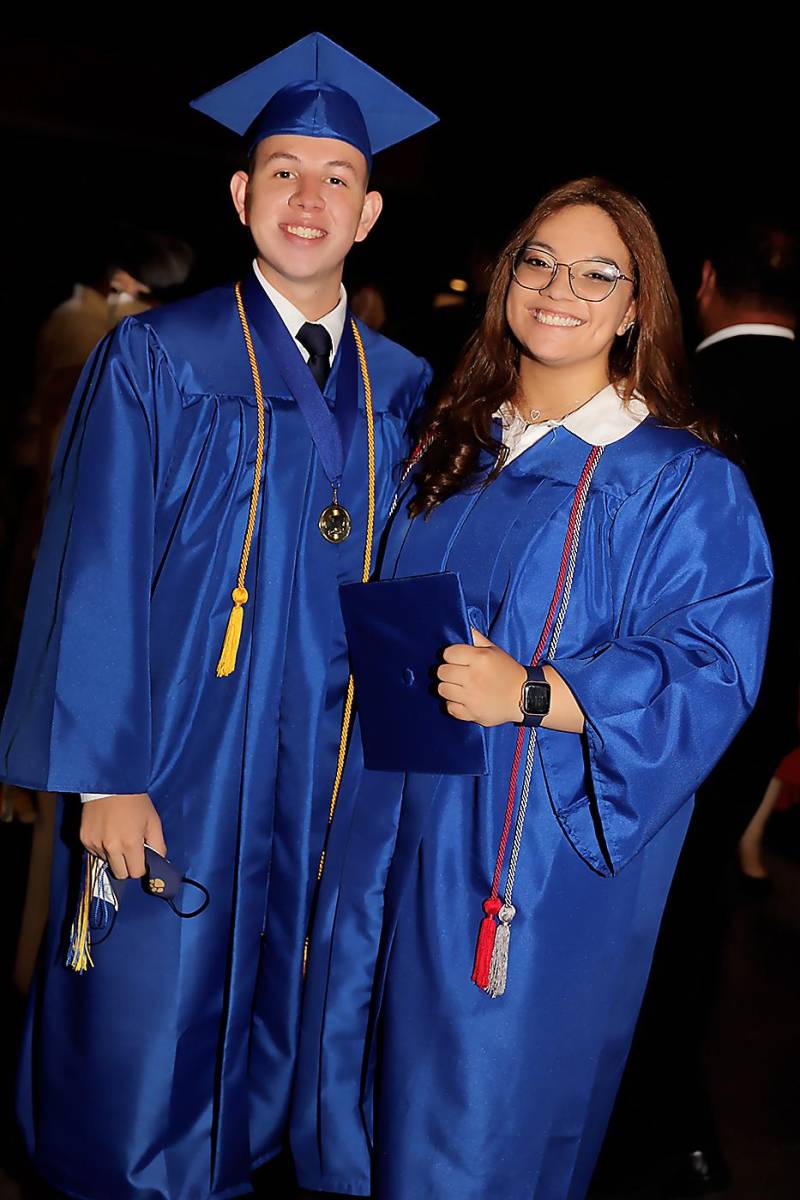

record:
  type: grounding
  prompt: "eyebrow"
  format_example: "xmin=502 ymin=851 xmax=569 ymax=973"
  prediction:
xmin=325 ymin=159 xmax=358 ymax=175
xmin=262 ymin=151 xmax=358 ymax=175
xmin=528 ymin=240 xmax=622 ymax=266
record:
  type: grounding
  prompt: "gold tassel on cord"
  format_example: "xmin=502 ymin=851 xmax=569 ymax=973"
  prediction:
xmin=216 ymin=586 xmax=249 ymax=677
xmin=216 ymin=282 xmax=266 ymax=678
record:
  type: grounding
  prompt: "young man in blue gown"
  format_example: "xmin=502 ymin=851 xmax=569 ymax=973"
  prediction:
xmin=0 ymin=33 xmax=435 ymax=1200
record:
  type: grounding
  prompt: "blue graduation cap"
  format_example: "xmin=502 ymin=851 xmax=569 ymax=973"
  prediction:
xmin=190 ymin=32 xmax=438 ymax=171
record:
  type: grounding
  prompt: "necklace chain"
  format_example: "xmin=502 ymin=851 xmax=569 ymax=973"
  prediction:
xmin=519 ymin=384 xmax=609 ymax=427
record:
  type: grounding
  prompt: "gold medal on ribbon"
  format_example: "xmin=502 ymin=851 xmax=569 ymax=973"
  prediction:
xmin=319 ymin=492 xmax=352 ymax=542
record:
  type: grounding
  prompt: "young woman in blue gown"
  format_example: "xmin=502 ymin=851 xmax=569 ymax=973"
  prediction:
xmin=292 ymin=179 xmax=773 ymax=1199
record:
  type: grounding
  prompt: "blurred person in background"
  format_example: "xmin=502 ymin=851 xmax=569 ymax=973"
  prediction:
xmin=2 ymin=227 xmax=196 ymax=987
xmin=695 ymin=219 xmax=800 ymax=883
xmin=596 ymin=217 xmax=800 ymax=1199
xmin=28 ymin=227 xmax=196 ymax=488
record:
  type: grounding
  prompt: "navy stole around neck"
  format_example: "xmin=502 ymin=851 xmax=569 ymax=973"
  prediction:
xmin=238 ymin=273 xmax=359 ymax=492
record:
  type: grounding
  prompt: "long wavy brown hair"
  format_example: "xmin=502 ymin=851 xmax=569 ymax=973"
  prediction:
xmin=410 ymin=178 xmax=713 ymax=516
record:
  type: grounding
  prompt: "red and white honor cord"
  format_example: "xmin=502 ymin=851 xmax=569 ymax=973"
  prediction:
xmin=472 ymin=444 xmax=605 ymax=997
xmin=388 ymin=431 xmax=435 ymax=518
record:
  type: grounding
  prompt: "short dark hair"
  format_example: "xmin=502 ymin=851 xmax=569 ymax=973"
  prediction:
xmin=112 ymin=228 xmax=195 ymax=302
xmin=708 ymin=220 xmax=800 ymax=316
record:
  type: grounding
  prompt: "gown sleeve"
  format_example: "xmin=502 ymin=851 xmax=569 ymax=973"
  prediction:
xmin=0 ymin=317 xmax=180 ymax=794
xmin=540 ymin=445 xmax=773 ymax=876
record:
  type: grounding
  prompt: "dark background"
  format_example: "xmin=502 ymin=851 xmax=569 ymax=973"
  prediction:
xmin=1 ymin=21 xmax=796 ymax=417
xmin=1 ymin=23 xmax=799 ymax=1198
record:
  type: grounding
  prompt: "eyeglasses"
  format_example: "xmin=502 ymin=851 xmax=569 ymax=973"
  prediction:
xmin=511 ymin=247 xmax=635 ymax=303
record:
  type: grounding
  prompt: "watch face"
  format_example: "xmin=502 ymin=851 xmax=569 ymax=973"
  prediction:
xmin=522 ymin=680 xmax=551 ymax=716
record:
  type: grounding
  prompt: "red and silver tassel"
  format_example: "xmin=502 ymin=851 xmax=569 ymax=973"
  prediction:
xmin=471 ymin=896 xmax=502 ymax=989
xmin=486 ymin=901 xmax=516 ymax=998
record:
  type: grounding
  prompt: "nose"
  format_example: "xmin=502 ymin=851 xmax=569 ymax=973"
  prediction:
xmin=540 ymin=261 xmax=573 ymax=302
xmin=290 ymin=175 xmax=324 ymax=212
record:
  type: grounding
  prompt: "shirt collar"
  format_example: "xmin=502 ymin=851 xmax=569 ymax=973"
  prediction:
xmin=252 ymin=260 xmax=348 ymax=360
xmin=496 ymin=383 xmax=649 ymax=448
xmin=696 ymin=323 xmax=796 ymax=352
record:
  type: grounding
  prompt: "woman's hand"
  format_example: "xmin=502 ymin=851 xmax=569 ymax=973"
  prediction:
xmin=437 ymin=630 xmax=586 ymax=733
xmin=437 ymin=629 xmax=527 ymax=726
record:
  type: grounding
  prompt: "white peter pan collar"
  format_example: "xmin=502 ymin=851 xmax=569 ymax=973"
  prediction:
xmin=495 ymin=383 xmax=649 ymax=466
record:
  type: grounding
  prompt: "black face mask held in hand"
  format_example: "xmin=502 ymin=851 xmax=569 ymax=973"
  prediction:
xmin=67 ymin=844 xmax=210 ymax=973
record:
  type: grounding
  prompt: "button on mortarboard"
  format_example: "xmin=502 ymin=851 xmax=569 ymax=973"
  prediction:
xmin=190 ymin=32 xmax=438 ymax=168
xmin=297 ymin=322 xmax=333 ymax=391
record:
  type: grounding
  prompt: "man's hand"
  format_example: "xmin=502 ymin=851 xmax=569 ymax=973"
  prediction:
xmin=80 ymin=794 xmax=167 ymax=879
xmin=437 ymin=629 xmax=527 ymax=727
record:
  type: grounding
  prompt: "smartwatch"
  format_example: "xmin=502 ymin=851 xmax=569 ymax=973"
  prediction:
xmin=519 ymin=665 xmax=551 ymax=728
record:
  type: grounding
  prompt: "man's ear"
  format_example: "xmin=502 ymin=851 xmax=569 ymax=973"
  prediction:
xmin=230 ymin=171 xmax=250 ymax=227
xmin=697 ymin=258 xmax=716 ymax=302
xmin=354 ymin=190 xmax=384 ymax=244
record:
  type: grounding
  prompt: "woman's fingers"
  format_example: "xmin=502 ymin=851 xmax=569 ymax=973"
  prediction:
xmin=437 ymin=663 xmax=467 ymax=686
xmin=442 ymin=643 xmax=477 ymax=665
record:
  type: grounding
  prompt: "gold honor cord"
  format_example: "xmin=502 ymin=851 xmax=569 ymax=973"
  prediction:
xmin=304 ymin=320 xmax=376 ymax=974
xmin=217 ymin=288 xmax=375 ymax=973
xmin=216 ymin=283 xmax=268 ymax=676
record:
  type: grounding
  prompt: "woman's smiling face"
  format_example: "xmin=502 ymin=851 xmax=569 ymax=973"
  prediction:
xmin=505 ymin=204 xmax=636 ymax=372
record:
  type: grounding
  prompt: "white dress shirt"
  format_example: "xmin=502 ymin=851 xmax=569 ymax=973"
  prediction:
xmin=696 ymin=322 xmax=796 ymax=353
xmin=82 ymin=264 xmax=349 ymax=803
xmin=253 ymin=259 xmax=347 ymax=365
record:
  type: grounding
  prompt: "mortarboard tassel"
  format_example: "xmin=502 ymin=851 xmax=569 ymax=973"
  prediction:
xmin=471 ymin=896 xmax=502 ymax=989
xmin=486 ymin=902 xmax=515 ymax=998
xmin=216 ymin=586 xmax=249 ymax=677
xmin=66 ymin=852 xmax=102 ymax=973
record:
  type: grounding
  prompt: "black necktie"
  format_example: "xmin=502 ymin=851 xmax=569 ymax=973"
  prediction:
xmin=297 ymin=322 xmax=333 ymax=391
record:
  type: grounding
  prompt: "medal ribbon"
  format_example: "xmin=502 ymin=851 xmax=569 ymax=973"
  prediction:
xmin=239 ymin=271 xmax=358 ymax=497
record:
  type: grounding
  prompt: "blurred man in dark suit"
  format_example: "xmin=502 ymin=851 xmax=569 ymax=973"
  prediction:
xmin=593 ymin=220 xmax=800 ymax=1200
xmin=694 ymin=221 xmax=800 ymax=843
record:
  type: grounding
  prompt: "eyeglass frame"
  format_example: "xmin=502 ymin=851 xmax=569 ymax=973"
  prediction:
xmin=509 ymin=245 xmax=636 ymax=303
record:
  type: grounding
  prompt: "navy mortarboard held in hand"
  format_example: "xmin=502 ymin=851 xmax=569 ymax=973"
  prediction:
xmin=340 ymin=573 xmax=488 ymax=776
xmin=190 ymin=31 xmax=439 ymax=169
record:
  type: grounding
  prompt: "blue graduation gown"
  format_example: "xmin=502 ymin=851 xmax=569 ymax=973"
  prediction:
xmin=291 ymin=419 xmax=772 ymax=1198
xmin=0 ymin=275 xmax=430 ymax=1200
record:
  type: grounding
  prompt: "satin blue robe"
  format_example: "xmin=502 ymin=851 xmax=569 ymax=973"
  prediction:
xmin=291 ymin=418 xmax=772 ymax=1199
xmin=0 ymin=274 xmax=430 ymax=1200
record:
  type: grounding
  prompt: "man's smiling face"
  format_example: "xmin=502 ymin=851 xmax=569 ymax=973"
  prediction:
xmin=230 ymin=134 xmax=382 ymax=299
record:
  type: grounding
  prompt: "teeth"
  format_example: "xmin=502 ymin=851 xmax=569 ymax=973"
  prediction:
xmin=533 ymin=310 xmax=582 ymax=328
xmin=287 ymin=225 xmax=325 ymax=239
